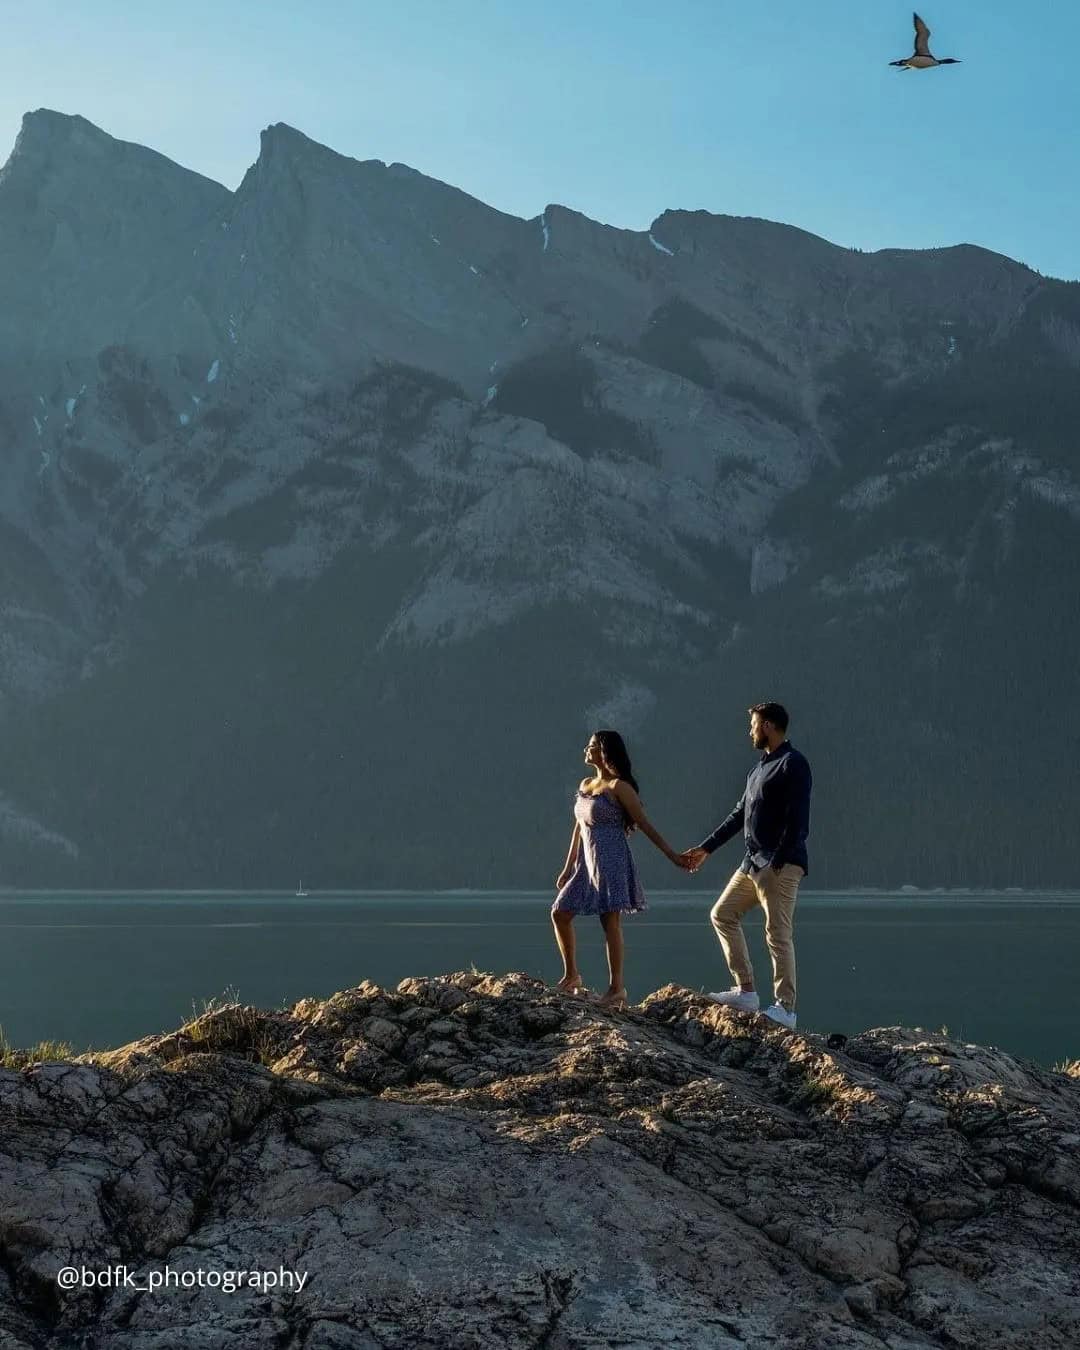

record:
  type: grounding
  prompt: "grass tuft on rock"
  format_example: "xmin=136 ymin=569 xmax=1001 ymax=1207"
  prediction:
xmin=0 ymin=1025 xmax=76 ymax=1070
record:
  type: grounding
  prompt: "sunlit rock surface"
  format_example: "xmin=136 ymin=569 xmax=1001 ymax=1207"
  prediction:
xmin=0 ymin=973 xmax=1077 ymax=1347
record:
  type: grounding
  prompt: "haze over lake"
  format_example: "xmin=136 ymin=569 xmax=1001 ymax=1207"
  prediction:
xmin=0 ymin=890 xmax=1075 ymax=1066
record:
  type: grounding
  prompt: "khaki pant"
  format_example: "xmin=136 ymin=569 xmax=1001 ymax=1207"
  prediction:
xmin=710 ymin=864 xmax=802 ymax=1010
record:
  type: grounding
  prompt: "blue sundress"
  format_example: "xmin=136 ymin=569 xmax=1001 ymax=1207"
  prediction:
xmin=552 ymin=789 xmax=647 ymax=916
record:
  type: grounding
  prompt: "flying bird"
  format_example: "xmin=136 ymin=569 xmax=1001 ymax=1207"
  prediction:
xmin=890 ymin=13 xmax=961 ymax=70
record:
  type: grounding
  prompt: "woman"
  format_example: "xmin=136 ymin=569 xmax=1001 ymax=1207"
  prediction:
xmin=552 ymin=729 xmax=686 ymax=1008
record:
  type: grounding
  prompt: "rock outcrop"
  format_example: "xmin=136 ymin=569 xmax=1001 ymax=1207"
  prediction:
xmin=1 ymin=974 xmax=1077 ymax=1348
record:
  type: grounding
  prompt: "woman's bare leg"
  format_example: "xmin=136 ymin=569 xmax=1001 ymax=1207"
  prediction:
xmin=552 ymin=911 xmax=582 ymax=990
xmin=598 ymin=912 xmax=626 ymax=1003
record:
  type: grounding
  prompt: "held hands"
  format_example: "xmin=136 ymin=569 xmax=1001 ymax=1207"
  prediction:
xmin=675 ymin=846 xmax=709 ymax=874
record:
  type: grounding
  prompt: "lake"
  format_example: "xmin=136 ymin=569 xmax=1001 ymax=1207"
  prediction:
xmin=0 ymin=891 xmax=1076 ymax=1066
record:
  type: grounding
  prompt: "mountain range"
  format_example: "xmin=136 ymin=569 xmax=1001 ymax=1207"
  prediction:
xmin=1 ymin=108 xmax=1078 ymax=889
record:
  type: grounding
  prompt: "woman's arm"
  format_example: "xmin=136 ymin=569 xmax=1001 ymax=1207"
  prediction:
xmin=557 ymin=821 xmax=582 ymax=886
xmin=610 ymin=781 xmax=682 ymax=863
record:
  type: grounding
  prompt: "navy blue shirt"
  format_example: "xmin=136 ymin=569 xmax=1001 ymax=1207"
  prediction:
xmin=698 ymin=740 xmax=812 ymax=876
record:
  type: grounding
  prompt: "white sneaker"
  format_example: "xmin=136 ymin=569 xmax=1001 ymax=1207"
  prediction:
xmin=707 ymin=987 xmax=760 ymax=1012
xmin=762 ymin=1003 xmax=797 ymax=1030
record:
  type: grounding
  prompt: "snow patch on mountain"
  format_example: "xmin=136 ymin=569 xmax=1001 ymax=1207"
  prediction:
xmin=648 ymin=233 xmax=674 ymax=257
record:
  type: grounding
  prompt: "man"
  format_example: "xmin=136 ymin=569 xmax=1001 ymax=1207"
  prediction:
xmin=680 ymin=702 xmax=812 ymax=1029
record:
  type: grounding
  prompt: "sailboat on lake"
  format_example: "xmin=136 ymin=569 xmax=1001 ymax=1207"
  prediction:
xmin=295 ymin=880 xmax=309 ymax=897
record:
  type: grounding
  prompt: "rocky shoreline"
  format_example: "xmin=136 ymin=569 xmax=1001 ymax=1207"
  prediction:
xmin=0 ymin=973 xmax=1077 ymax=1348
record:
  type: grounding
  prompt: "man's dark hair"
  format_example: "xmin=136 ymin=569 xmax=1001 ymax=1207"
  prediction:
xmin=749 ymin=701 xmax=789 ymax=732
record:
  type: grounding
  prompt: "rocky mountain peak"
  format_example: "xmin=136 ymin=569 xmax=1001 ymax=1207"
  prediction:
xmin=4 ymin=108 xmax=112 ymax=164
xmin=0 ymin=108 xmax=226 ymax=202
xmin=243 ymin=124 xmax=483 ymax=229
xmin=259 ymin=119 xmax=340 ymax=161
xmin=0 ymin=109 xmax=110 ymax=197
xmin=250 ymin=120 xmax=385 ymax=183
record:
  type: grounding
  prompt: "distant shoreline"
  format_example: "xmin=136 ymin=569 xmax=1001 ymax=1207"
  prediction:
xmin=1 ymin=888 xmax=1079 ymax=901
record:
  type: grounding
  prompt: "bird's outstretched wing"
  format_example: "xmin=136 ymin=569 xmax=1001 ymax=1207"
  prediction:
xmin=913 ymin=12 xmax=932 ymax=57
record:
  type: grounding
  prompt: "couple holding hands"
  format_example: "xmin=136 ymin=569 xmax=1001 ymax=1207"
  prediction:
xmin=551 ymin=702 xmax=812 ymax=1029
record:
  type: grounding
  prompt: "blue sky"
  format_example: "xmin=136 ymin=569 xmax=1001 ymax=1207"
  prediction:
xmin=2 ymin=0 xmax=1076 ymax=278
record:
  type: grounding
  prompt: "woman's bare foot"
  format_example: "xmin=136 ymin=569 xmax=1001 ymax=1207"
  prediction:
xmin=596 ymin=987 xmax=628 ymax=1009
xmin=554 ymin=974 xmax=587 ymax=995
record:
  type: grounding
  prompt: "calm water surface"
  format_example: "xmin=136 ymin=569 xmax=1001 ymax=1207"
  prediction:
xmin=0 ymin=891 xmax=1076 ymax=1066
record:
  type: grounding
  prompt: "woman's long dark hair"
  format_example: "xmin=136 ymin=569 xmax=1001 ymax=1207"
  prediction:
xmin=595 ymin=729 xmax=641 ymax=831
